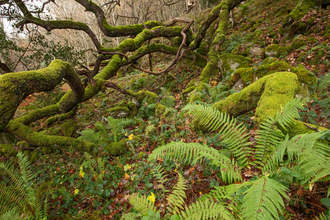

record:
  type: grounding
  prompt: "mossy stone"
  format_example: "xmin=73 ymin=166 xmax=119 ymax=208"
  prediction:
xmin=263 ymin=44 xmax=293 ymax=58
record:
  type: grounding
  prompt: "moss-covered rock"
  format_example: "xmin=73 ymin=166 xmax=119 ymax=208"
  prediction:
xmin=228 ymin=61 xmax=317 ymax=97
xmin=262 ymin=57 xmax=277 ymax=65
xmin=324 ymin=23 xmax=330 ymax=37
xmin=282 ymin=0 xmax=317 ymax=30
xmin=155 ymin=103 xmax=168 ymax=117
xmin=213 ymin=72 xmax=300 ymax=124
xmin=107 ymin=106 xmax=131 ymax=118
xmin=291 ymin=36 xmax=307 ymax=49
xmin=107 ymin=99 xmax=138 ymax=118
xmin=218 ymin=53 xmax=252 ymax=74
xmin=289 ymin=22 xmax=309 ymax=37
xmin=263 ymin=44 xmax=293 ymax=58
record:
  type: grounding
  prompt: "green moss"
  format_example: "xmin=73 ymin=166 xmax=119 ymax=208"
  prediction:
xmin=155 ymin=103 xmax=167 ymax=117
xmin=104 ymin=140 xmax=127 ymax=156
xmin=256 ymin=72 xmax=298 ymax=124
xmin=213 ymin=72 xmax=299 ymax=124
xmin=288 ymin=22 xmax=308 ymax=37
xmin=137 ymin=152 xmax=147 ymax=159
xmin=61 ymin=120 xmax=78 ymax=137
xmin=39 ymin=127 xmax=61 ymax=136
xmin=323 ymin=23 xmax=330 ymax=37
xmin=282 ymin=0 xmax=317 ymax=30
xmin=107 ymin=106 xmax=130 ymax=118
xmin=218 ymin=53 xmax=252 ymax=75
xmin=0 ymin=144 xmax=16 ymax=157
xmin=6 ymin=120 xmax=96 ymax=153
xmin=228 ymin=61 xmax=316 ymax=97
xmin=181 ymin=86 xmax=196 ymax=101
xmin=0 ymin=59 xmax=80 ymax=131
xmin=231 ymin=44 xmax=251 ymax=57
xmin=262 ymin=57 xmax=277 ymax=65
xmin=263 ymin=44 xmax=293 ymax=58
xmin=291 ymin=36 xmax=307 ymax=49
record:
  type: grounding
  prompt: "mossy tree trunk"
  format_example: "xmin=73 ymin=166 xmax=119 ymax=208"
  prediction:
xmin=0 ymin=0 xmax=277 ymax=156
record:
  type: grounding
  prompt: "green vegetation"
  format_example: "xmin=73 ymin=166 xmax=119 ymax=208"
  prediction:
xmin=0 ymin=0 xmax=329 ymax=219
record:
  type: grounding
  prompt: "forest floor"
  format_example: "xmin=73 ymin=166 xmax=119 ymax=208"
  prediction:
xmin=1 ymin=0 xmax=330 ymax=219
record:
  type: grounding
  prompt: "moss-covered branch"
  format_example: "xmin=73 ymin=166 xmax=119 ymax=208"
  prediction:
xmin=188 ymin=1 xmax=229 ymax=102
xmin=5 ymin=120 xmax=96 ymax=153
xmin=0 ymin=60 xmax=84 ymax=131
xmin=189 ymin=0 xmax=244 ymax=50
xmin=75 ymin=0 xmax=163 ymax=37
xmin=14 ymin=0 xmax=101 ymax=50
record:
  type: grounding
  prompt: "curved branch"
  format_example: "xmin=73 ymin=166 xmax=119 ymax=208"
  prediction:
xmin=190 ymin=0 xmax=244 ymax=50
xmin=101 ymin=18 xmax=193 ymax=76
xmin=0 ymin=59 xmax=84 ymax=131
xmin=14 ymin=0 xmax=101 ymax=50
xmin=75 ymin=0 xmax=164 ymax=37
xmin=6 ymin=120 xmax=96 ymax=152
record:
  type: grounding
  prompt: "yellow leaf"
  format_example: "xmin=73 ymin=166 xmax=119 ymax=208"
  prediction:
xmin=74 ymin=189 xmax=79 ymax=195
xmin=125 ymin=172 xmax=130 ymax=180
xmin=124 ymin=164 xmax=131 ymax=171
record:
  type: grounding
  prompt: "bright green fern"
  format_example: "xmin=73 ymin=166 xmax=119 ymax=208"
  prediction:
xmin=0 ymin=152 xmax=50 ymax=219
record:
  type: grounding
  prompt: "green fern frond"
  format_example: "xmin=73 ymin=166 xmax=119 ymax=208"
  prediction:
xmin=0 ymin=152 xmax=48 ymax=219
xmin=129 ymin=193 xmax=156 ymax=216
xmin=226 ymin=177 xmax=288 ymax=220
xmin=148 ymin=142 xmax=241 ymax=183
xmin=262 ymin=134 xmax=291 ymax=172
xmin=317 ymin=74 xmax=330 ymax=97
xmin=314 ymin=212 xmax=330 ymax=220
xmin=145 ymin=125 xmax=155 ymax=136
xmin=151 ymin=164 xmax=169 ymax=188
xmin=120 ymin=212 xmax=140 ymax=220
xmin=289 ymin=132 xmax=330 ymax=183
xmin=198 ymin=186 xmax=240 ymax=219
xmin=193 ymin=146 xmax=241 ymax=184
xmin=180 ymin=199 xmax=234 ymax=220
xmin=167 ymin=173 xmax=187 ymax=214
xmin=254 ymin=98 xmax=306 ymax=169
xmin=275 ymin=98 xmax=305 ymax=131
xmin=182 ymin=104 xmax=251 ymax=167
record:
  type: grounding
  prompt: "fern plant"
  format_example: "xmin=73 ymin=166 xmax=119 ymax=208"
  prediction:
xmin=138 ymin=97 xmax=156 ymax=119
xmin=143 ymin=98 xmax=330 ymax=219
xmin=0 ymin=152 xmax=50 ymax=220
xmin=80 ymin=152 xmax=105 ymax=181
xmin=77 ymin=116 xmax=136 ymax=144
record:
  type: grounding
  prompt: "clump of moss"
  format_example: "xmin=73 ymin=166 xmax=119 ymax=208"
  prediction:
xmin=104 ymin=140 xmax=127 ymax=155
xmin=213 ymin=72 xmax=299 ymax=124
xmin=0 ymin=144 xmax=16 ymax=157
xmin=263 ymin=44 xmax=293 ymax=58
xmin=323 ymin=23 xmax=330 ymax=37
xmin=291 ymin=36 xmax=307 ymax=49
xmin=228 ymin=61 xmax=317 ymax=97
xmin=218 ymin=53 xmax=252 ymax=74
xmin=61 ymin=120 xmax=78 ymax=137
